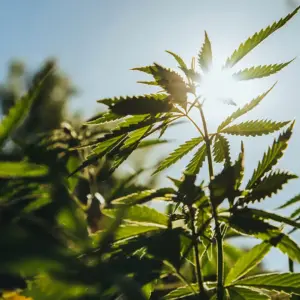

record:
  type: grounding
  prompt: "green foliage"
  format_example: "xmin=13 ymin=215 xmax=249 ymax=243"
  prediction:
xmin=246 ymin=122 xmax=294 ymax=188
xmin=230 ymin=273 xmax=300 ymax=295
xmin=220 ymin=120 xmax=289 ymax=136
xmin=153 ymin=137 xmax=203 ymax=174
xmin=198 ymin=31 xmax=212 ymax=73
xmin=225 ymin=6 xmax=300 ymax=67
xmin=1 ymin=6 xmax=300 ymax=300
xmin=225 ymin=242 xmax=271 ymax=285
xmin=232 ymin=60 xmax=294 ymax=80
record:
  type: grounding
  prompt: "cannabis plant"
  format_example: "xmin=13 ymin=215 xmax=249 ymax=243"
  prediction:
xmin=70 ymin=6 xmax=300 ymax=300
xmin=1 ymin=5 xmax=300 ymax=300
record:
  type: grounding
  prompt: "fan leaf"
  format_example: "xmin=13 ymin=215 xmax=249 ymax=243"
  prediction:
xmin=241 ymin=171 xmax=297 ymax=205
xmin=103 ymin=205 xmax=169 ymax=227
xmin=184 ymin=143 xmax=207 ymax=175
xmin=109 ymin=94 xmax=173 ymax=115
xmin=231 ymin=273 xmax=300 ymax=295
xmin=233 ymin=60 xmax=294 ymax=81
xmin=213 ymin=134 xmax=231 ymax=164
xmin=153 ymin=137 xmax=203 ymax=174
xmin=198 ymin=31 xmax=212 ymax=73
xmin=225 ymin=241 xmax=272 ymax=285
xmin=218 ymin=85 xmax=276 ymax=131
xmin=247 ymin=122 xmax=294 ymax=188
xmin=111 ymin=188 xmax=176 ymax=206
xmin=221 ymin=120 xmax=289 ymax=136
xmin=277 ymin=194 xmax=300 ymax=209
xmin=227 ymin=286 xmax=270 ymax=300
xmin=225 ymin=6 xmax=300 ymax=67
xmin=0 ymin=71 xmax=50 ymax=148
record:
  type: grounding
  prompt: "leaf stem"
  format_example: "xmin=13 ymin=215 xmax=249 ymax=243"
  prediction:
xmin=198 ymin=104 xmax=224 ymax=300
xmin=189 ymin=207 xmax=205 ymax=297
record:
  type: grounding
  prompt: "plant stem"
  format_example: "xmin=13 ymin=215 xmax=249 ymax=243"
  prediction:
xmin=198 ymin=104 xmax=224 ymax=300
xmin=189 ymin=207 xmax=205 ymax=296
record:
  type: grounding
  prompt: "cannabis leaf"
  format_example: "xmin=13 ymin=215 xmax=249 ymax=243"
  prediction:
xmin=112 ymin=188 xmax=176 ymax=206
xmin=221 ymin=120 xmax=289 ymax=136
xmin=233 ymin=60 xmax=294 ymax=81
xmin=225 ymin=6 xmax=300 ymax=67
xmin=213 ymin=134 xmax=231 ymax=164
xmin=198 ymin=31 xmax=212 ymax=73
xmin=218 ymin=85 xmax=276 ymax=131
xmin=184 ymin=143 xmax=207 ymax=175
xmin=227 ymin=286 xmax=269 ymax=300
xmin=153 ymin=137 xmax=203 ymax=174
xmin=247 ymin=122 xmax=294 ymax=188
xmin=225 ymin=242 xmax=272 ymax=285
xmin=241 ymin=171 xmax=297 ymax=205
xmin=109 ymin=94 xmax=173 ymax=115
xmin=231 ymin=273 xmax=300 ymax=295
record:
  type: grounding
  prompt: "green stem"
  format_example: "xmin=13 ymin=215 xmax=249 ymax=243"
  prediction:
xmin=198 ymin=105 xmax=224 ymax=300
xmin=189 ymin=207 xmax=205 ymax=297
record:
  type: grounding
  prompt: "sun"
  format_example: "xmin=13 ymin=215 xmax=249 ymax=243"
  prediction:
xmin=198 ymin=66 xmax=238 ymax=105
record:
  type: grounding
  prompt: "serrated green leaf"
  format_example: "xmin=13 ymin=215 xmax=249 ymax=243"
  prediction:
xmin=184 ymin=143 xmax=207 ymax=175
xmin=198 ymin=31 xmax=212 ymax=73
xmin=122 ymin=125 xmax=152 ymax=149
xmin=221 ymin=120 xmax=289 ymax=136
xmin=151 ymin=63 xmax=189 ymax=105
xmin=246 ymin=208 xmax=300 ymax=230
xmin=242 ymin=171 xmax=297 ymax=205
xmin=163 ymin=283 xmax=198 ymax=299
xmin=247 ymin=123 xmax=294 ymax=188
xmin=227 ymin=286 xmax=270 ymax=300
xmin=90 ymin=135 xmax=125 ymax=157
xmin=225 ymin=242 xmax=271 ymax=285
xmin=233 ymin=60 xmax=294 ymax=81
xmin=210 ymin=143 xmax=244 ymax=206
xmin=103 ymin=205 xmax=168 ymax=227
xmin=218 ymin=84 xmax=276 ymax=131
xmin=0 ymin=71 xmax=50 ymax=148
xmin=85 ymin=112 xmax=124 ymax=125
xmin=166 ymin=50 xmax=188 ymax=74
xmin=0 ymin=161 xmax=48 ymax=178
xmin=225 ymin=6 xmax=300 ymax=67
xmin=153 ymin=137 xmax=203 ymax=174
xmin=110 ymin=94 xmax=172 ymax=115
xmin=227 ymin=209 xmax=300 ymax=263
xmin=231 ymin=273 xmax=300 ymax=295
xmin=278 ymin=194 xmax=300 ymax=209
xmin=213 ymin=134 xmax=231 ymax=164
xmin=112 ymin=188 xmax=176 ymax=206
xmin=132 ymin=66 xmax=154 ymax=74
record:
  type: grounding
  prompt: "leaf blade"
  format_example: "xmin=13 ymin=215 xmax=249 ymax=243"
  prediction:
xmin=225 ymin=6 xmax=300 ymax=67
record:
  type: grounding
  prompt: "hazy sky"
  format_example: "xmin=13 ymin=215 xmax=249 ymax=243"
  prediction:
xmin=1 ymin=0 xmax=300 ymax=271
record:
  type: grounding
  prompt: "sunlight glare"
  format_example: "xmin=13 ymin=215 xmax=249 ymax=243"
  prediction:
xmin=199 ymin=66 xmax=238 ymax=104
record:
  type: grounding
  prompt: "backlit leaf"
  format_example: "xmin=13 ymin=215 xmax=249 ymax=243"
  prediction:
xmin=0 ymin=161 xmax=48 ymax=178
xmin=227 ymin=286 xmax=270 ymax=300
xmin=103 ymin=205 xmax=169 ymax=227
xmin=153 ymin=137 xmax=203 ymax=174
xmin=198 ymin=31 xmax=212 ymax=73
xmin=225 ymin=6 xmax=300 ymax=67
xmin=231 ymin=273 xmax=300 ymax=295
xmin=218 ymin=84 xmax=276 ymax=131
xmin=221 ymin=120 xmax=289 ymax=136
xmin=247 ymin=122 xmax=294 ymax=188
xmin=233 ymin=60 xmax=294 ymax=81
xmin=184 ymin=143 xmax=207 ymax=175
xmin=225 ymin=242 xmax=271 ymax=285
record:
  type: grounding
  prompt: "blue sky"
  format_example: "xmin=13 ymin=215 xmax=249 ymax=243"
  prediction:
xmin=1 ymin=0 xmax=300 ymax=271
